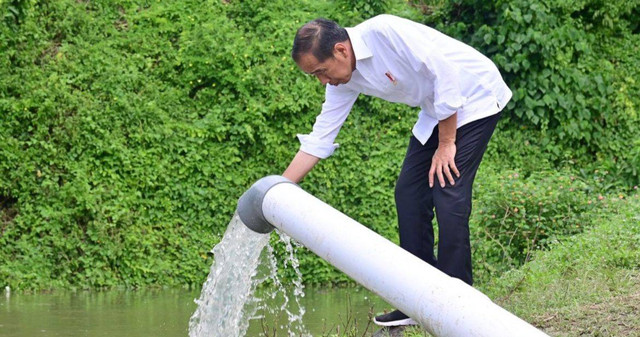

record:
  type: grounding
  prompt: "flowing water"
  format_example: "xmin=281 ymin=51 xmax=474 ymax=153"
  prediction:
xmin=250 ymin=233 xmax=309 ymax=336
xmin=188 ymin=212 xmax=310 ymax=337
xmin=188 ymin=213 xmax=270 ymax=336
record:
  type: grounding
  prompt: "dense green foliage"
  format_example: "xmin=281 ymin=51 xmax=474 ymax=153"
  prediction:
xmin=0 ymin=0 xmax=413 ymax=290
xmin=0 ymin=0 xmax=637 ymax=290
xmin=419 ymin=0 xmax=640 ymax=188
xmin=471 ymin=168 xmax=600 ymax=281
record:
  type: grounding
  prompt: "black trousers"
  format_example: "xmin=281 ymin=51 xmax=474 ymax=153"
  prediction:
xmin=394 ymin=112 xmax=501 ymax=286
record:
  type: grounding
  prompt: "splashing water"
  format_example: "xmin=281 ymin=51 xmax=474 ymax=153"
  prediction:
xmin=188 ymin=212 xmax=309 ymax=337
xmin=188 ymin=213 xmax=269 ymax=336
xmin=251 ymin=232 xmax=309 ymax=336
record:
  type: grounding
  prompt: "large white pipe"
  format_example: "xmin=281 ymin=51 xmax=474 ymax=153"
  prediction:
xmin=238 ymin=176 xmax=549 ymax=337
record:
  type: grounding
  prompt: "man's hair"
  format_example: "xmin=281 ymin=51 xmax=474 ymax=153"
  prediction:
xmin=291 ymin=18 xmax=349 ymax=63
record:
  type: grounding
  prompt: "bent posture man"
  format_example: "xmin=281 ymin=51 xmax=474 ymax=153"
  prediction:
xmin=282 ymin=14 xmax=511 ymax=326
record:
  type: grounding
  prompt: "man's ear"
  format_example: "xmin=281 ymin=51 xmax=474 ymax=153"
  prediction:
xmin=333 ymin=42 xmax=349 ymax=58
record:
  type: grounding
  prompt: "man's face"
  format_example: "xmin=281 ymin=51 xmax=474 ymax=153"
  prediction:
xmin=296 ymin=43 xmax=353 ymax=86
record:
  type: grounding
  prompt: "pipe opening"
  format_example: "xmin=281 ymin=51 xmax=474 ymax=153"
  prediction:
xmin=237 ymin=175 xmax=295 ymax=234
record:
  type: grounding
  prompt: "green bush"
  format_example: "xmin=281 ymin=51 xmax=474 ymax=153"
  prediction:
xmin=418 ymin=0 xmax=640 ymax=189
xmin=1 ymin=0 xmax=638 ymax=290
xmin=470 ymin=167 xmax=605 ymax=283
xmin=0 ymin=0 xmax=410 ymax=290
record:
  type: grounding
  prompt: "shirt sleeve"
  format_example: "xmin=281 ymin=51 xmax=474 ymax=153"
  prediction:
xmin=376 ymin=15 xmax=465 ymax=120
xmin=297 ymin=84 xmax=359 ymax=159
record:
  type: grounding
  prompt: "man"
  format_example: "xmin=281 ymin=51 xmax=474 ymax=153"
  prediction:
xmin=282 ymin=14 xmax=511 ymax=327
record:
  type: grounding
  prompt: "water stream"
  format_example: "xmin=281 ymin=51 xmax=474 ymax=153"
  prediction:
xmin=188 ymin=212 xmax=310 ymax=337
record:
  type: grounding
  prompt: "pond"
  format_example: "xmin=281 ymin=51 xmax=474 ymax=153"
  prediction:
xmin=0 ymin=286 xmax=388 ymax=337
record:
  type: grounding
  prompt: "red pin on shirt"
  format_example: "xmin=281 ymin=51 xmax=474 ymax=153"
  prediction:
xmin=385 ymin=71 xmax=398 ymax=85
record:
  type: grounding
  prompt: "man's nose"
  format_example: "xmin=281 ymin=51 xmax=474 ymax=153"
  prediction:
xmin=317 ymin=74 xmax=330 ymax=85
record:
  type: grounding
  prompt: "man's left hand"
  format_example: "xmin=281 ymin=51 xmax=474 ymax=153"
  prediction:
xmin=429 ymin=142 xmax=460 ymax=188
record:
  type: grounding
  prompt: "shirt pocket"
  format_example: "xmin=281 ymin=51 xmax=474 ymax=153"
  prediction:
xmin=380 ymin=71 xmax=421 ymax=106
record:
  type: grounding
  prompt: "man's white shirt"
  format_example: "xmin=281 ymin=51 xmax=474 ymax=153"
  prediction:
xmin=298 ymin=14 xmax=512 ymax=159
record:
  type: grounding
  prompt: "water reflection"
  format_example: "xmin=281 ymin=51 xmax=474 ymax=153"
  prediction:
xmin=0 ymin=287 xmax=386 ymax=337
xmin=0 ymin=289 xmax=196 ymax=337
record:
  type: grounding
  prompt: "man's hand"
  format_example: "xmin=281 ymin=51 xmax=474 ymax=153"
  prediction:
xmin=429 ymin=142 xmax=459 ymax=188
xmin=283 ymin=151 xmax=320 ymax=183
xmin=429 ymin=113 xmax=460 ymax=188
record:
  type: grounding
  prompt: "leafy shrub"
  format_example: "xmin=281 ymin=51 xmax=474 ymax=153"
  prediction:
xmin=2 ymin=0 xmax=30 ymax=26
xmin=0 ymin=0 xmax=412 ymax=289
xmin=1 ymin=0 xmax=637 ymax=290
xmin=470 ymin=167 xmax=603 ymax=283
xmin=417 ymin=0 xmax=640 ymax=189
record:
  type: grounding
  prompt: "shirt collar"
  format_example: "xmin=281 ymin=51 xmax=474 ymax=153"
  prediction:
xmin=346 ymin=27 xmax=372 ymax=61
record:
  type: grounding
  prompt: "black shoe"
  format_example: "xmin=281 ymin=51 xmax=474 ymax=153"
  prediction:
xmin=373 ymin=309 xmax=417 ymax=326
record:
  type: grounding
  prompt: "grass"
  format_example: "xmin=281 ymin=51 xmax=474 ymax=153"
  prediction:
xmin=483 ymin=193 xmax=640 ymax=336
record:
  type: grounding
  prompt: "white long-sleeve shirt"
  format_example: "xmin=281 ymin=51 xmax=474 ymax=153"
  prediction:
xmin=298 ymin=14 xmax=512 ymax=159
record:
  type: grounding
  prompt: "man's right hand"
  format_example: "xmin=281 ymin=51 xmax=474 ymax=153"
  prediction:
xmin=282 ymin=151 xmax=320 ymax=183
